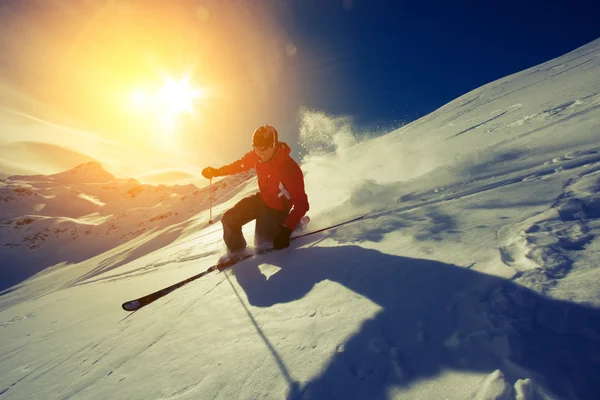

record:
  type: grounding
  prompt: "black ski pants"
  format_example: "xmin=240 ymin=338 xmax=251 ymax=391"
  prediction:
xmin=221 ymin=193 xmax=288 ymax=252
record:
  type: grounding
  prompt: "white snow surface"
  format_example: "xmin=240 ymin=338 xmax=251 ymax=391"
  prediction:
xmin=1 ymin=39 xmax=600 ymax=399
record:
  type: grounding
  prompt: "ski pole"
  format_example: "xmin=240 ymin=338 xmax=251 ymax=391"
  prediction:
xmin=209 ymin=178 xmax=214 ymax=224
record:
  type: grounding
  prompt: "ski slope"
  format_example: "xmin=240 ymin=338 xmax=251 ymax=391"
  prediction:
xmin=1 ymin=39 xmax=600 ymax=399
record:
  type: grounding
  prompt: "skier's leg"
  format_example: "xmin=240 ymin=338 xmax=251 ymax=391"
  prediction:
xmin=255 ymin=199 xmax=288 ymax=249
xmin=222 ymin=194 xmax=260 ymax=252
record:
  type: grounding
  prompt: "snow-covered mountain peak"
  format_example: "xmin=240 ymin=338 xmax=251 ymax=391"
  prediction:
xmin=48 ymin=161 xmax=116 ymax=184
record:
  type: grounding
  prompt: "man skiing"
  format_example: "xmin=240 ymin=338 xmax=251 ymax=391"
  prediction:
xmin=202 ymin=125 xmax=309 ymax=259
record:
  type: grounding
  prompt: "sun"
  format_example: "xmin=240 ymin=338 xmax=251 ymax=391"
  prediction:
xmin=157 ymin=76 xmax=204 ymax=116
xmin=126 ymin=74 xmax=206 ymax=141
xmin=128 ymin=75 xmax=205 ymax=117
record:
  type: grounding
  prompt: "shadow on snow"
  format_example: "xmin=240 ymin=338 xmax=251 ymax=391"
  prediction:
xmin=232 ymin=244 xmax=600 ymax=400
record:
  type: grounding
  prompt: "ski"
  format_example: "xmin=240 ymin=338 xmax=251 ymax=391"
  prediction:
xmin=121 ymin=248 xmax=275 ymax=312
xmin=121 ymin=213 xmax=369 ymax=312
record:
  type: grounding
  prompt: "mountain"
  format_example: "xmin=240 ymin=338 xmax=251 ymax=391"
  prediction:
xmin=47 ymin=161 xmax=116 ymax=183
xmin=0 ymin=162 xmax=255 ymax=291
xmin=0 ymin=40 xmax=599 ymax=399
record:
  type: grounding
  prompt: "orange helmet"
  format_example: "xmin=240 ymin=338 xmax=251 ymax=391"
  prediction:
xmin=252 ymin=125 xmax=278 ymax=148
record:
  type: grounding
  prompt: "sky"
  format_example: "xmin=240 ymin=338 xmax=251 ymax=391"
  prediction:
xmin=0 ymin=0 xmax=599 ymax=183
xmin=283 ymin=0 xmax=600 ymax=126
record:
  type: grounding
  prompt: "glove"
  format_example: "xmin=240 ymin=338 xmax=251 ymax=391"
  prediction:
xmin=273 ymin=226 xmax=293 ymax=250
xmin=202 ymin=167 xmax=218 ymax=179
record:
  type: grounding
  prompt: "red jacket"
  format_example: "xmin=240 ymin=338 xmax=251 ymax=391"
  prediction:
xmin=217 ymin=142 xmax=309 ymax=229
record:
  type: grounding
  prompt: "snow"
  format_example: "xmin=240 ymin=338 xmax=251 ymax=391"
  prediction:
xmin=1 ymin=39 xmax=600 ymax=399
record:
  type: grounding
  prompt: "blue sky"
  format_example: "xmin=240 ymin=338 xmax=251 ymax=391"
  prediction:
xmin=282 ymin=0 xmax=600 ymax=129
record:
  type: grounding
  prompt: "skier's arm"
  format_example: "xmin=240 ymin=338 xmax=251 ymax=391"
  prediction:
xmin=281 ymin=163 xmax=309 ymax=229
xmin=214 ymin=151 xmax=257 ymax=177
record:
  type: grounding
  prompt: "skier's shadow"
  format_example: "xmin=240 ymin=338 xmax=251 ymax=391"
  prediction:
xmin=232 ymin=245 xmax=600 ymax=400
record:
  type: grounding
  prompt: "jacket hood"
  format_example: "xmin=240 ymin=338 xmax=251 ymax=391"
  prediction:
xmin=276 ymin=142 xmax=291 ymax=155
xmin=268 ymin=142 xmax=291 ymax=165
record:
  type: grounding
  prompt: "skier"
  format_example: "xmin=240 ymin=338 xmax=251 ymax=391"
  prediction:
xmin=202 ymin=125 xmax=309 ymax=259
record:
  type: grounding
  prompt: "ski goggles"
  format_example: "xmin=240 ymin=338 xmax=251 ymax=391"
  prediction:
xmin=253 ymin=144 xmax=273 ymax=152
